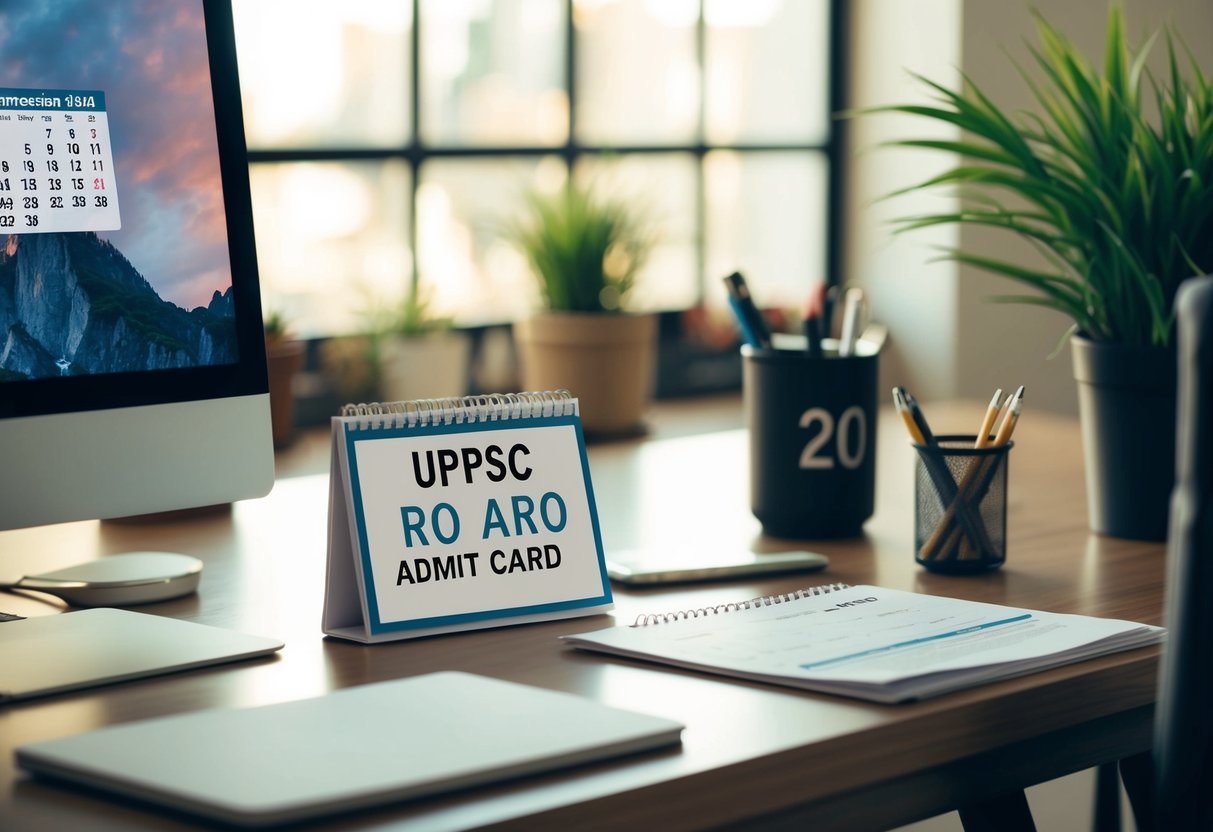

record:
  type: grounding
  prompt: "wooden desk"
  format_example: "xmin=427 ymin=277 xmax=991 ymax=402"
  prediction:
xmin=0 ymin=402 xmax=1165 ymax=830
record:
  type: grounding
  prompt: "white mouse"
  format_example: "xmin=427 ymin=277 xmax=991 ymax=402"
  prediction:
xmin=0 ymin=552 xmax=202 ymax=607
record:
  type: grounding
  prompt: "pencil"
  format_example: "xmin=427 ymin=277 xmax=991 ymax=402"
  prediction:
xmin=904 ymin=392 xmax=937 ymax=446
xmin=992 ymin=385 xmax=1024 ymax=446
xmin=892 ymin=387 xmax=926 ymax=445
xmin=974 ymin=389 xmax=1003 ymax=449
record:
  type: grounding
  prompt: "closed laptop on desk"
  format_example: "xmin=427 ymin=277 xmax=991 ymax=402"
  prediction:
xmin=16 ymin=671 xmax=684 ymax=828
xmin=0 ymin=609 xmax=283 ymax=703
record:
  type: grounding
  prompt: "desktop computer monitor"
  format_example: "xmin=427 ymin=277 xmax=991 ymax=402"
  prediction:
xmin=0 ymin=0 xmax=274 ymax=532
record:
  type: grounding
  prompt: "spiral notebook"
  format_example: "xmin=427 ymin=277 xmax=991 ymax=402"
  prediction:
xmin=324 ymin=391 xmax=612 ymax=643
xmin=563 ymin=584 xmax=1163 ymax=704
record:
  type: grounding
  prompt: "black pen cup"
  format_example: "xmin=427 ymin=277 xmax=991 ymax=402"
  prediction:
xmin=913 ymin=435 xmax=1012 ymax=573
xmin=743 ymin=340 xmax=879 ymax=539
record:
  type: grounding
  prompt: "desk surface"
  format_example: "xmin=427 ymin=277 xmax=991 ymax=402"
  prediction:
xmin=0 ymin=401 xmax=1165 ymax=831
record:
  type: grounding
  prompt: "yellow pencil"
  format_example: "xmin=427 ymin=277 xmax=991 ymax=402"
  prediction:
xmin=893 ymin=387 xmax=926 ymax=445
xmin=974 ymin=388 xmax=1003 ymax=448
xmin=992 ymin=386 xmax=1024 ymax=446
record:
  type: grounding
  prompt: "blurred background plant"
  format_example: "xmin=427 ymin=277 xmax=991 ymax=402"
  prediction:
xmin=262 ymin=308 xmax=292 ymax=343
xmin=362 ymin=284 xmax=467 ymax=403
xmin=506 ymin=179 xmax=655 ymax=314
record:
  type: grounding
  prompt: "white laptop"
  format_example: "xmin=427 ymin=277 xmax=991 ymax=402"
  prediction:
xmin=17 ymin=671 xmax=685 ymax=827
xmin=0 ymin=608 xmax=283 ymax=703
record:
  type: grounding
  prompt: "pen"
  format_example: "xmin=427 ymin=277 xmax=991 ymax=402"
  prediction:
xmin=837 ymin=287 xmax=866 ymax=357
xmin=822 ymin=285 xmax=839 ymax=340
xmin=803 ymin=283 xmax=826 ymax=359
xmin=722 ymin=271 xmax=772 ymax=349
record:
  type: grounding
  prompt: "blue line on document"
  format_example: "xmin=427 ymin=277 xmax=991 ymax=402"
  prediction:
xmin=798 ymin=613 xmax=1033 ymax=670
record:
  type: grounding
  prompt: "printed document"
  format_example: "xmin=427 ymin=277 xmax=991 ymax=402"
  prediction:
xmin=563 ymin=585 xmax=1163 ymax=703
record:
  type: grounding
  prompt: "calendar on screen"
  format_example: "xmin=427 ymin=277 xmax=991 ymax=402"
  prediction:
xmin=0 ymin=88 xmax=120 ymax=234
xmin=0 ymin=3 xmax=240 ymax=385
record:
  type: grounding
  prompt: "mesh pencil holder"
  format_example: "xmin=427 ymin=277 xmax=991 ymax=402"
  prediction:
xmin=913 ymin=435 xmax=1012 ymax=574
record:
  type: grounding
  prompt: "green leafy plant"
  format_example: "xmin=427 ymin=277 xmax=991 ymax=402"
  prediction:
xmin=869 ymin=6 xmax=1213 ymax=347
xmin=263 ymin=308 xmax=291 ymax=342
xmin=353 ymin=284 xmax=453 ymax=397
xmin=362 ymin=284 xmax=452 ymax=339
xmin=507 ymin=180 xmax=654 ymax=313
xmin=388 ymin=286 xmax=452 ymax=337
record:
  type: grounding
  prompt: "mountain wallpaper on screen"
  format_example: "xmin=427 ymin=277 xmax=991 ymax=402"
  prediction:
xmin=0 ymin=232 xmax=237 ymax=381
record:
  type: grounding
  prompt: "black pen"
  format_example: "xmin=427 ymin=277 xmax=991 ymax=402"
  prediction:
xmin=822 ymin=284 xmax=839 ymax=339
xmin=803 ymin=283 xmax=826 ymax=359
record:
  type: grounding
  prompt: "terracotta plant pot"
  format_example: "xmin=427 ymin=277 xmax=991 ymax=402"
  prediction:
xmin=265 ymin=338 xmax=305 ymax=448
xmin=514 ymin=312 xmax=657 ymax=436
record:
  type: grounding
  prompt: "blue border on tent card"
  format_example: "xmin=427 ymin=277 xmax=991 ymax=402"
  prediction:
xmin=343 ymin=414 xmax=611 ymax=636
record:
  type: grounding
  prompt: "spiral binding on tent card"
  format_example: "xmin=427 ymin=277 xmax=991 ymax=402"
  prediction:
xmin=340 ymin=390 xmax=578 ymax=431
xmin=630 ymin=582 xmax=852 ymax=627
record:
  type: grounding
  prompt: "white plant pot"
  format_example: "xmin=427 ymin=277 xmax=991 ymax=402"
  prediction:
xmin=378 ymin=331 xmax=471 ymax=403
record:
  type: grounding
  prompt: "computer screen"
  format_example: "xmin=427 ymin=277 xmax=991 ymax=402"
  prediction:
xmin=0 ymin=0 xmax=274 ymax=530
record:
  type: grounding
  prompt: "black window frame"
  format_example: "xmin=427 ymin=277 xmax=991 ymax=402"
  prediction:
xmin=244 ymin=0 xmax=848 ymax=400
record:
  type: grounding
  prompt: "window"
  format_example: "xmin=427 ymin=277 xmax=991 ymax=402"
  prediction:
xmin=234 ymin=0 xmax=841 ymax=339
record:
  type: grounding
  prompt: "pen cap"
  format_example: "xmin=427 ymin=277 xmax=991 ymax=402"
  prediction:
xmin=742 ymin=342 xmax=879 ymax=539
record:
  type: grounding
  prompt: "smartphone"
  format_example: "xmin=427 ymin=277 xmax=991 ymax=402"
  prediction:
xmin=605 ymin=549 xmax=829 ymax=586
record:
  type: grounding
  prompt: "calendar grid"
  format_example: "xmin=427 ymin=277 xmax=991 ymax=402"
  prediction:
xmin=0 ymin=87 xmax=121 ymax=234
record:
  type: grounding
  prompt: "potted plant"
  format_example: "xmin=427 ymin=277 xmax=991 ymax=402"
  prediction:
xmin=868 ymin=7 xmax=1213 ymax=540
xmin=263 ymin=309 xmax=305 ymax=448
xmin=506 ymin=179 xmax=658 ymax=436
xmin=372 ymin=285 xmax=470 ymax=404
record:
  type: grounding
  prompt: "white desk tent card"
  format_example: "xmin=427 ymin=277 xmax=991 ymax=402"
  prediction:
xmin=324 ymin=392 xmax=612 ymax=642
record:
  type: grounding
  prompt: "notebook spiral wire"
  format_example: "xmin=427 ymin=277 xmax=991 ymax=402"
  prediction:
xmin=631 ymin=583 xmax=851 ymax=627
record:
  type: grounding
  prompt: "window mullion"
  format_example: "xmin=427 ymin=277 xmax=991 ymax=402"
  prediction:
xmin=409 ymin=0 xmax=422 ymax=297
xmin=565 ymin=0 xmax=576 ymax=175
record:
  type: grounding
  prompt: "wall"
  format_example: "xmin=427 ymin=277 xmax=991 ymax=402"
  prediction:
xmin=848 ymin=0 xmax=1213 ymax=414
xmin=847 ymin=0 xmax=963 ymax=404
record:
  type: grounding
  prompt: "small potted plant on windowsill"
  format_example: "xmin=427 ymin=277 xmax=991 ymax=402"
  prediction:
xmin=866 ymin=7 xmax=1213 ymax=540
xmin=263 ymin=309 xmax=305 ymax=448
xmin=372 ymin=285 xmax=470 ymax=403
xmin=506 ymin=179 xmax=658 ymax=437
